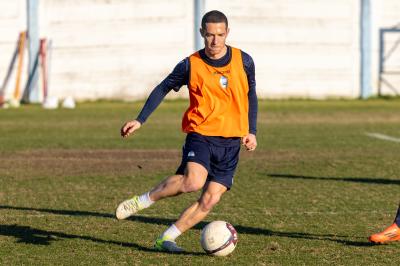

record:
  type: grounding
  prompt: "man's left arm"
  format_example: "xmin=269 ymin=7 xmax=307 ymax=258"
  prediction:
xmin=241 ymin=51 xmax=258 ymax=151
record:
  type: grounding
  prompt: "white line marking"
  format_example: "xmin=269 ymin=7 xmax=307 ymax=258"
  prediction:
xmin=365 ymin=132 xmax=400 ymax=143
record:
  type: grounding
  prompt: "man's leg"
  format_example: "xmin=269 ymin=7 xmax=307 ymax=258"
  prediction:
xmin=154 ymin=141 xmax=236 ymax=252
xmin=115 ymin=162 xmax=208 ymax=220
xmin=149 ymin=162 xmax=208 ymax=201
xmin=174 ymin=181 xmax=227 ymax=233
xmin=154 ymin=181 xmax=227 ymax=252
xmin=369 ymin=204 xmax=400 ymax=244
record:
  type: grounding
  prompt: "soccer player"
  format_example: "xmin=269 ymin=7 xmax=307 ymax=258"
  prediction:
xmin=115 ymin=10 xmax=258 ymax=252
xmin=369 ymin=204 xmax=400 ymax=244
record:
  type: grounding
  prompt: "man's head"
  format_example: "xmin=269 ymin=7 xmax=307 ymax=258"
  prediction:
xmin=200 ymin=10 xmax=229 ymax=59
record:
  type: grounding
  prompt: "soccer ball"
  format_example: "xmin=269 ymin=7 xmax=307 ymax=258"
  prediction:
xmin=200 ymin=221 xmax=238 ymax=256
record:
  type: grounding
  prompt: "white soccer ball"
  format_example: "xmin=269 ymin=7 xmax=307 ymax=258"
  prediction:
xmin=200 ymin=221 xmax=238 ymax=256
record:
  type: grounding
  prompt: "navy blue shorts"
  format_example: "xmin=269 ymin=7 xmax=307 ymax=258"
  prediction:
xmin=176 ymin=133 xmax=241 ymax=190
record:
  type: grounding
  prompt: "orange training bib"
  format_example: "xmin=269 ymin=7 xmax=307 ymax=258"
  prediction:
xmin=182 ymin=47 xmax=249 ymax=137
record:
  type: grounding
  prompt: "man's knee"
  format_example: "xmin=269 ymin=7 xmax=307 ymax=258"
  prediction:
xmin=180 ymin=162 xmax=208 ymax=193
xmin=199 ymin=192 xmax=222 ymax=212
xmin=181 ymin=172 xmax=205 ymax=193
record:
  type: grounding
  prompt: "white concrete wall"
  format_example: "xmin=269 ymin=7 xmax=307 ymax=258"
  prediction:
xmin=1 ymin=0 xmax=400 ymax=101
xmin=206 ymin=0 xmax=361 ymax=98
xmin=39 ymin=0 xmax=193 ymax=100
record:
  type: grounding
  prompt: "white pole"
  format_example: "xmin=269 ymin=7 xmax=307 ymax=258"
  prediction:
xmin=26 ymin=0 xmax=40 ymax=103
xmin=360 ymin=0 xmax=372 ymax=99
xmin=194 ymin=0 xmax=205 ymax=51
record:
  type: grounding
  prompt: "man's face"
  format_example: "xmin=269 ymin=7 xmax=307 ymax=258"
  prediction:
xmin=201 ymin=22 xmax=229 ymax=58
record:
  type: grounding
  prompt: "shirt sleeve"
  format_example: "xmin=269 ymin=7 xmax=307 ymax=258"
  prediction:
xmin=242 ymin=51 xmax=258 ymax=135
xmin=136 ymin=58 xmax=189 ymax=124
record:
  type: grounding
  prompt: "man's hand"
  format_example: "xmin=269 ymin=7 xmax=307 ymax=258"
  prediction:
xmin=121 ymin=120 xmax=142 ymax=138
xmin=242 ymin=133 xmax=257 ymax=151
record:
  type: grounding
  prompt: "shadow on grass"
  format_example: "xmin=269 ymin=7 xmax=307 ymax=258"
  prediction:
xmin=0 ymin=224 xmax=203 ymax=255
xmin=0 ymin=205 xmax=374 ymax=247
xmin=268 ymin=173 xmax=400 ymax=185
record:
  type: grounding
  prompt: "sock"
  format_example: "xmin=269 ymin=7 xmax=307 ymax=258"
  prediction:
xmin=160 ymin=224 xmax=182 ymax=241
xmin=395 ymin=205 xmax=400 ymax=226
xmin=138 ymin=192 xmax=154 ymax=209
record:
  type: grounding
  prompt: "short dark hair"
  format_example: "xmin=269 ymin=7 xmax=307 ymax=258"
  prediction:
xmin=201 ymin=10 xmax=228 ymax=29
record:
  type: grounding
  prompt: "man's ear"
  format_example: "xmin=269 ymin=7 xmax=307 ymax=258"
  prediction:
xmin=200 ymin=28 xmax=205 ymax=37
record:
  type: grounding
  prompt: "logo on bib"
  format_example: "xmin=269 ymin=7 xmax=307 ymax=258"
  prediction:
xmin=219 ymin=75 xmax=228 ymax=89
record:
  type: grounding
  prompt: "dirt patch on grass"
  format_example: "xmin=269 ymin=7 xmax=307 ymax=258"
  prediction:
xmin=0 ymin=148 xmax=384 ymax=180
xmin=0 ymin=149 xmax=182 ymax=179
xmin=0 ymin=148 xmax=306 ymax=179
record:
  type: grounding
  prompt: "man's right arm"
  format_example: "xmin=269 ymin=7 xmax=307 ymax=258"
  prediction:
xmin=121 ymin=58 xmax=189 ymax=138
xmin=135 ymin=58 xmax=189 ymax=124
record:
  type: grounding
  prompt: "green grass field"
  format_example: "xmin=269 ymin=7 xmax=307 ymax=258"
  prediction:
xmin=0 ymin=99 xmax=399 ymax=265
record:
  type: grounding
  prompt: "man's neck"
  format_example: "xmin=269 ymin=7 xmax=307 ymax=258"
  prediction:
xmin=204 ymin=46 xmax=227 ymax=60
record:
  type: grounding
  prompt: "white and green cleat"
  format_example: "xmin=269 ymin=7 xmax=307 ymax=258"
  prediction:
xmin=115 ymin=195 xmax=143 ymax=220
xmin=154 ymin=237 xmax=184 ymax=253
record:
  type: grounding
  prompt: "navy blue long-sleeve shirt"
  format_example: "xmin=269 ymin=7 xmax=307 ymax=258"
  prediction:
xmin=136 ymin=46 xmax=258 ymax=135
